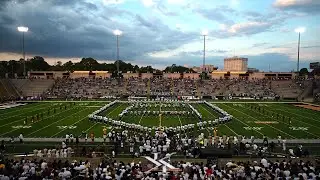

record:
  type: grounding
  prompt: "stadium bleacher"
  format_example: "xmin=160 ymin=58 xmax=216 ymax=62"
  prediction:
xmin=10 ymin=79 xmax=54 ymax=97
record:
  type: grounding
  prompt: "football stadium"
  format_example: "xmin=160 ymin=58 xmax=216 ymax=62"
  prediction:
xmin=1 ymin=0 xmax=320 ymax=179
xmin=1 ymin=100 xmax=320 ymax=139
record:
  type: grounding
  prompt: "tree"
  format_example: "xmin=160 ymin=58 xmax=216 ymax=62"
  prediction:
xmin=78 ymin=57 xmax=99 ymax=71
xmin=28 ymin=56 xmax=50 ymax=71
xmin=299 ymin=68 xmax=309 ymax=76
xmin=63 ymin=61 xmax=74 ymax=72
xmin=139 ymin=66 xmax=154 ymax=73
xmin=164 ymin=64 xmax=190 ymax=73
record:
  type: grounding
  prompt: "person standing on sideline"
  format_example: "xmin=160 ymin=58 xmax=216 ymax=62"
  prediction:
xmin=70 ymin=134 xmax=74 ymax=143
xmin=19 ymin=133 xmax=24 ymax=144
xmin=65 ymin=134 xmax=70 ymax=144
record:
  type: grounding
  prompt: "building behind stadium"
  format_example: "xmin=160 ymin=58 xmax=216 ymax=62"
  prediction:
xmin=25 ymin=57 xmax=319 ymax=80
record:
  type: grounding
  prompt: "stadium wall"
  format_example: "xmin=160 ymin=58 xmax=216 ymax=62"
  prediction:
xmin=27 ymin=71 xmax=296 ymax=80
xmin=123 ymin=73 xmax=139 ymax=79
xmin=163 ymin=73 xmax=181 ymax=79
xmin=183 ymin=73 xmax=200 ymax=79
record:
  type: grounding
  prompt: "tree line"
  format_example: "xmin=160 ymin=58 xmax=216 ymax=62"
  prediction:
xmin=0 ymin=57 xmax=195 ymax=78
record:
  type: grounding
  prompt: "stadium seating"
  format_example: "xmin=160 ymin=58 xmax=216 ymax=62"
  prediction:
xmin=0 ymin=77 xmax=316 ymax=101
xmin=10 ymin=79 xmax=54 ymax=97
xmin=271 ymin=80 xmax=309 ymax=99
xmin=40 ymin=78 xmax=318 ymax=100
xmin=0 ymin=79 xmax=21 ymax=101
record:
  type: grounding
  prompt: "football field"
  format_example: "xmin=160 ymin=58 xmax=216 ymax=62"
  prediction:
xmin=0 ymin=101 xmax=320 ymax=139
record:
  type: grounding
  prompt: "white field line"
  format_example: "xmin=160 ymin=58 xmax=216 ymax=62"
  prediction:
xmin=0 ymin=103 xmax=61 ymax=128
xmin=245 ymin=105 xmax=320 ymax=130
xmin=273 ymin=104 xmax=320 ymax=123
xmin=26 ymin=106 xmax=91 ymax=136
xmin=0 ymin=103 xmax=45 ymax=117
xmin=83 ymin=103 xmax=124 ymax=133
xmin=197 ymin=104 xmax=214 ymax=133
xmin=244 ymin=105 xmax=320 ymax=138
xmin=0 ymin=103 xmax=54 ymax=121
xmin=19 ymin=100 xmax=111 ymax=103
xmin=223 ymin=104 xmax=296 ymax=139
xmin=217 ymin=104 xmax=265 ymax=136
xmin=50 ymin=103 xmax=104 ymax=137
xmin=138 ymin=107 xmax=146 ymax=125
xmin=209 ymin=102 xmax=299 ymax=104
xmin=0 ymin=105 xmax=79 ymax=137
xmin=223 ymin=124 xmax=239 ymax=136
xmin=177 ymin=115 xmax=183 ymax=126
xmin=50 ymin=116 xmax=87 ymax=138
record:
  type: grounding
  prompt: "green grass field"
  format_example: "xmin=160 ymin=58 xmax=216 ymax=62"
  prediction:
xmin=1 ymin=101 xmax=320 ymax=139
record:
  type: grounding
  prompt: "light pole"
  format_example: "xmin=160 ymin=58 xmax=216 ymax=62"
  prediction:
xmin=17 ymin=26 xmax=28 ymax=78
xmin=201 ymin=30 xmax=208 ymax=73
xmin=295 ymin=27 xmax=305 ymax=73
xmin=113 ymin=29 xmax=122 ymax=77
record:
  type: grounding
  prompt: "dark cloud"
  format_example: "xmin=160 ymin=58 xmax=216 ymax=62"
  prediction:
xmin=195 ymin=6 xmax=236 ymax=25
xmin=302 ymin=45 xmax=320 ymax=49
xmin=246 ymin=53 xmax=306 ymax=72
xmin=135 ymin=15 xmax=158 ymax=31
xmin=274 ymin=0 xmax=320 ymax=14
xmin=156 ymin=2 xmax=179 ymax=16
xmin=0 ymin=0 xmax=197 ymax=62
xmin=245 ymin=11 xmax=263 ymax=18
xmin=178 ymin=49 xmax=229 ymax=56
xmin=251 ymin=42 xmax=268 ymax=48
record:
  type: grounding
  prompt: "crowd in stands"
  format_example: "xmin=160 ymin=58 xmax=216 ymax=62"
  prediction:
xmin=42 ymin=78 xmax=313 ymax=99
xmin=0 ymin=128 xmax=317 ymax=179
xmin=0 ymin=156 xmax=318 ymax=179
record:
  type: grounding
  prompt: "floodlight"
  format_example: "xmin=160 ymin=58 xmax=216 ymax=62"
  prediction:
xmin=295 ymin=27 xmax=305 ymax=33
xmin=17 ymin=26 xmax=28 ymax=32
xmin=113 ymin=29 xmax=123 ymax=36
xmin=201 ymin=29 xmax=208 ymax=36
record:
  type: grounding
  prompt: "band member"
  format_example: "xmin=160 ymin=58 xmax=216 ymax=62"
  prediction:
xmin=90 ymin=132 xmax=95 ymax=142
xmin=213 ymin=127 xmax=218 ymax=138
xmin=103 ymin=127 xmax=107 ymax=142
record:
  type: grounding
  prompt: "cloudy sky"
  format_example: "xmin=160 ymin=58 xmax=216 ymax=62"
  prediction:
xmin=0 ymin=0 xmax=319 ymax=71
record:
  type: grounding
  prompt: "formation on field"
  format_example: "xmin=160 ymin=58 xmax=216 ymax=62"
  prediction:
xmin=1 ymin=100 xmax=320 ymax=139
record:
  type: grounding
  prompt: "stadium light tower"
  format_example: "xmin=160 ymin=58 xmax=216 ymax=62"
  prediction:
xmin=113 ymin=29 xmax=123 ymax=77
xmin=295 ymin=27 xmax=305 ymax=73
xmin=201 ymin=29 xmax=208 ymax=73
xmin=17 ymin=26 xmax=28 ymax=78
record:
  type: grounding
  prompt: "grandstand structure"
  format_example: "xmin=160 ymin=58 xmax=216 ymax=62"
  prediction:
xmin=0 ymin=70 xmax=318 ymax=102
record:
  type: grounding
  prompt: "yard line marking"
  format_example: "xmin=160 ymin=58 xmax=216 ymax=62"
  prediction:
xmin=50 ymin=116 xmax=87 ymax=137
xmin=275 ymin=103 xmax=320 ymax=117
xmin=217 ymin=104 xmax=264 ymax=137
xmin=175 ymin=105 xmax=188 ymax=137
xmin=223 ymin=104 xmax=296 ymax=139
xmin=0 ymin=103 xmax=59 ymax=128
xmin=0 ymin=103 xmax=45 ymax=117
xmin=248 ymin=105 xmax=320 ymax=130
xmin=0 ymin=103 xmax=72 ymax=128
xmin=273 ymin=104 xmax=320 ymax=123
xmin=84 ymin=122 xmax=99 ymax=133
xmin=50 ymin=102 xmax=103 ymax=137
xmin=224 ymin=124 xmax=239 ymax=136
xmin=138 ymin=107 xmax=146 ymax=125
xmin=83 ymin=103 xmax=124 ymax=133
xmin=197 ymin=104 xmax=215 ymax=133
xmin=246 ymin=105 xmax=320 ymax=139
xmin=26 ymin=106 xmax=92 ymax=136
xmin=0 ymin=103 xmax=54 ymax=121
xmin=177 ymin=115 xmax=183 ymax=126
xmin=0 ymin=104 xmax=80 ymax=137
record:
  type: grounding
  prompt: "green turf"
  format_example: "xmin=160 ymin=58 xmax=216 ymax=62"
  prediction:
xmin=1 ymin=101 xmax=320 ymax=139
